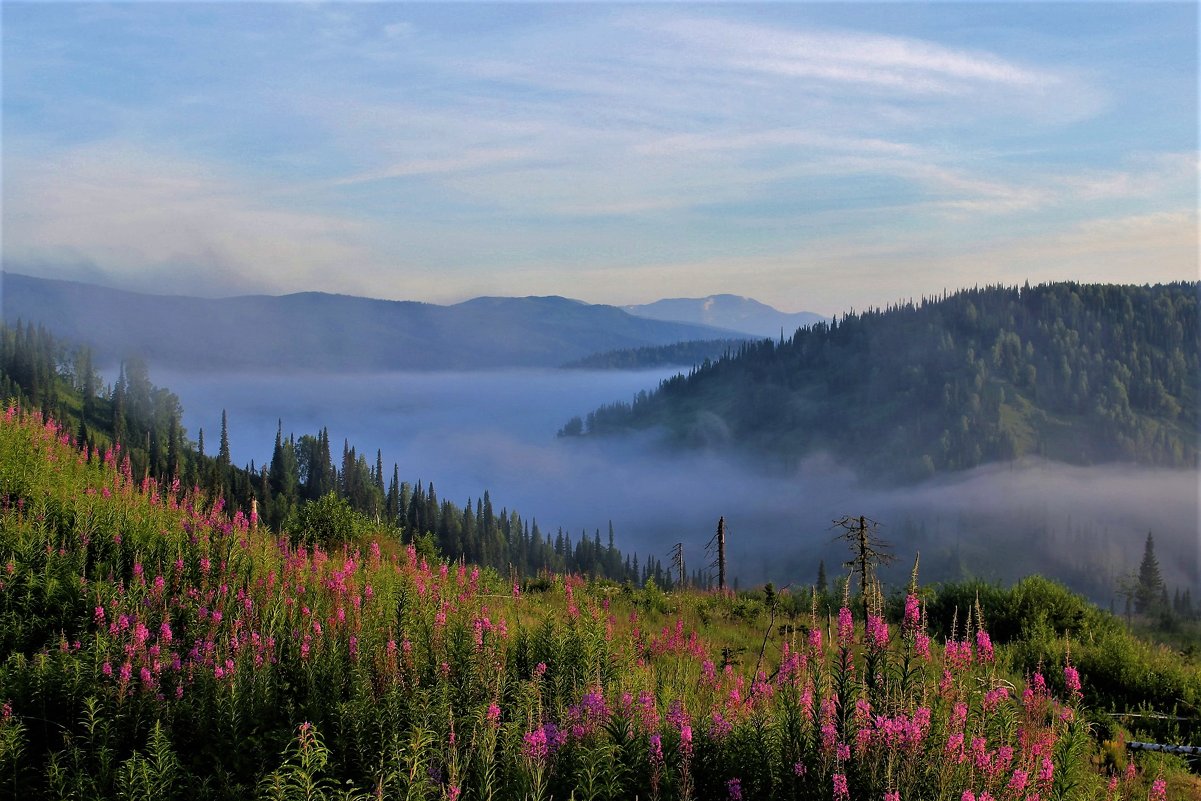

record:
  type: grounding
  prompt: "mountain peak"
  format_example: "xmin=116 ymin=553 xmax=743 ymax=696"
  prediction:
xmin=623 ymin=295 xmax=826 ymax=339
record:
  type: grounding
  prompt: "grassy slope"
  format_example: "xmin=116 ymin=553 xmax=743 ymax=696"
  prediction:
xmin=1 ymin=404 xmax=1198 ymax=800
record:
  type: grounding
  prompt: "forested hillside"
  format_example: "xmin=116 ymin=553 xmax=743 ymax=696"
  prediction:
xmin=562 ymin=339 xmax=748 ymax=370
xmin=0 ymin=323 xmax=668 ymax=584
xmin=566 ymin=282 xmax=1199 ymax=481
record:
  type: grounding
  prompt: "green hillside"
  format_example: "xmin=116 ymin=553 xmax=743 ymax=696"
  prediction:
xmin=566 ymin=282 xmax=1200 ymax=481
xmin=0 ymin=321 xmax=669 ymax=586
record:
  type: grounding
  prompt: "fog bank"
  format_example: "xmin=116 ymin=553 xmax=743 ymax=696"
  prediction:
xmin=158 ymin=369 xmax=1200 ymax=602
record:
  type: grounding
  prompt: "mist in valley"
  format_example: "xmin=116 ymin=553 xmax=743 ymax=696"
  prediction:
xmin=158 ymin=368 xmax=1201 ymax=604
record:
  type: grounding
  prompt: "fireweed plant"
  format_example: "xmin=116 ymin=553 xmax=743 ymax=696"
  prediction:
xmin=0 ymin=405 xmax=1188 ymax=800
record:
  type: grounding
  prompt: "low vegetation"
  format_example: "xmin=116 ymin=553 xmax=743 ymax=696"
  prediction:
xmin=2 ymin=405 xmax=1198 ymax=800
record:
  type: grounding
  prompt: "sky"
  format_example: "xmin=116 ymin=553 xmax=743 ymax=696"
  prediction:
xmin=2 ymin=2 xmax=1197 ymax=315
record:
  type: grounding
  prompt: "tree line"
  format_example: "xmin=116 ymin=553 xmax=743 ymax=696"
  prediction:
xmin=0 ymin=321 xmax=673 ymax=585
xmin=567 ymin=282 xmax=1200 ymax=481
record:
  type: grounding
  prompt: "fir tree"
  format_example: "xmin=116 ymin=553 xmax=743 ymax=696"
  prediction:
xmin=218 ymin=409 xmax=231 ymax=469
xmin=1135 ymin=531 xmax=1165 ymax=614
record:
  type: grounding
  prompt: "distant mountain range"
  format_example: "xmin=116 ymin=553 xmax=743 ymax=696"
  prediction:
xmin=624 ymin=295 xmax=826 ymax=339
xmin=2 ymin=273 xmax=758 ymax=371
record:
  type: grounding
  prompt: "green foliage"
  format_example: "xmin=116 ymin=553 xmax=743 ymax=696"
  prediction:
xmin=289 ymin=492 xmax=360 ymax=548
xmin=116 ymin=721 xmax=181 ymax=801
xmin=570 ymin=282 xmax=1200 ymax=480
xmin=561 ymin=338 xmax=748 ymax=371
xmin=0 ymin=321 xmax=648 ymax=584
xmin=1136 ymin=531 xmax=1166 ymax=615
xmin=258 ymin=723 xmax=345 ymax=801
xmin=925 ymin=576 xmax=1201 ymax=750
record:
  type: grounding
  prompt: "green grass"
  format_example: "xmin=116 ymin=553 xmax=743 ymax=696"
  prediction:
xmin=1 ymin=402 xmax=1198 ymax=800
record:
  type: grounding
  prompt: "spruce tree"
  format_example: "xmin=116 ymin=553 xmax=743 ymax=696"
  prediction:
xmin=218 ymin=410 xmax=231 ymax=469
xmin=1135 ymin=531 xmax=1165 ymax=614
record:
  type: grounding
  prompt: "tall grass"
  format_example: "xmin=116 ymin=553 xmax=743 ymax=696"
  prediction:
xmin=0 ymin=404 xmax=1190 ymax=800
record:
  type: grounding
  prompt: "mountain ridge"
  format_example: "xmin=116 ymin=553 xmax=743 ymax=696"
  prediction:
xmin=623 ymin=294 xmax=826 ymax=339
xmin=1 ymin=272 xmax=742 ymax=372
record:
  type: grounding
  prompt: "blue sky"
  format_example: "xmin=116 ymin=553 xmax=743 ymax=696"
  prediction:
xmin=3 ymin=2 xmax=1196 ymax=314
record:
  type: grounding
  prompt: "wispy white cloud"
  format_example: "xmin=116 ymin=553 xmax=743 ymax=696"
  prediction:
xmin=918 ymin=151 xmax=1199 ymax=216
xmin=4 ymin=141 xmax=383 ymax=296
xmin=634 ymin=129 xmax=921 ymax=158
xmin=648 ymin=15 xmax=1065 ymax=96
xmin=2 ymin=4 xmax=1192 ymax=309
xmin=585 ymin=207 xmax=1200 ymax=315
xmin=330 ymin=147 xmax=535 ymax=186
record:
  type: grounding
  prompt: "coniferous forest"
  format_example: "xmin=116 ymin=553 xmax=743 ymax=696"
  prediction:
xmin=566 ymin=282 xmax=1199 ymax=481
xmin=0 ymin=322 xmax=667 ymax=588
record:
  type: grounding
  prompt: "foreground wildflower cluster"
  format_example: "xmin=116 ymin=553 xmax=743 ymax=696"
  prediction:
xmin=0 ymin=407 xmax=1175 ymax=800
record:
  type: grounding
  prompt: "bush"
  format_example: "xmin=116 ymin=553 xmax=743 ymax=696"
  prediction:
xmin=288 ymin=493 xmax=359 ymax=548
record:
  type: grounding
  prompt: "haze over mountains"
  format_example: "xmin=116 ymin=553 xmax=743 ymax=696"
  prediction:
xmin=3 ymin=273 xmax=1197 ymax=600
xmin=624 ymin=295 xmax=827 ymax=339
xmin=2 ymin=273 xmax=775 ymax=371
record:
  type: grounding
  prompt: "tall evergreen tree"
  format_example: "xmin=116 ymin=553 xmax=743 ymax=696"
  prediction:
xmin=218 ymin=409 xmax=231 ymax=469
xmin=1135 ymin=531 xmax=1165 ymax=614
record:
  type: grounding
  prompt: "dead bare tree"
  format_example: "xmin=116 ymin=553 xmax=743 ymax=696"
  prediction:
xmin=706 ymin=517 xmax=728 ymax=592
xmin=670 ymin=542 xmax=686 ymax=590
xmin=832 ymin=515 xmax=895 ymax=619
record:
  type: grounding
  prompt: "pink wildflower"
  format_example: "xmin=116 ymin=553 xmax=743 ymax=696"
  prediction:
xmin=975 ymin=629 xmax=994 ymax=662
xmin=808 ymin=626 xmax=823 ymax=652
xmin=914 ymin=631 xmax=931 ymax=660
xmin=833 ymin=773 xmax=849 ymax=801
xmin=866 ymin=614 xmax=890 ymax=650
xmin=1008 ymin=769 xmax=1028 ymax=794
xmin=1063 ymin=664 xmax=1082 ymax=700
xmin=521 ymin=728 xmax=548 ymax=761
xmin=837 ymin=607 xmax=854 ymax=645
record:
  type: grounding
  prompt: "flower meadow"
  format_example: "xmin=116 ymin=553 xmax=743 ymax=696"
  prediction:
xmin=0 ymin=406 xmax=1192 ymax=800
